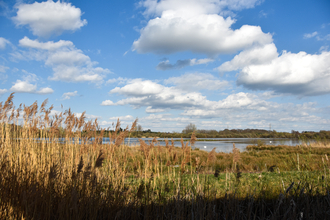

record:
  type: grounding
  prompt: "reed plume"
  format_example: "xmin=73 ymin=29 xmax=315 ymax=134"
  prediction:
xmin=190 ymin=131 xmax=197 ymax=146
xmin=207 ymin=148 xmax=216 ymax=165
xmin=232 ymin=143 xmax=241 ymax=166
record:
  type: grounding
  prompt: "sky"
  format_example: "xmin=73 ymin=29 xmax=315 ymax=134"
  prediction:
xmin=0 ymin=0 xmax=330 ymax=132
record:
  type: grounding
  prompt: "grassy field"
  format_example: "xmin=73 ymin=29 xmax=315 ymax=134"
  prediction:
xmin=1 ymin=93 xmax=330 ymax=219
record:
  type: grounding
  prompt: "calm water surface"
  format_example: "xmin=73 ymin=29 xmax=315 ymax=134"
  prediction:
xmin=106 ymin=137 xmax=307 ymax=153
xmin=35 ymin=137 xmax=309 ymax=153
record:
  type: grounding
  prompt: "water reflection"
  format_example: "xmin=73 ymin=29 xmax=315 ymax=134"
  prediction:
xmin=33 ymin=137 xmax=310 ymax=153
xmin=113 ymin=137 xmax=307 ymax=153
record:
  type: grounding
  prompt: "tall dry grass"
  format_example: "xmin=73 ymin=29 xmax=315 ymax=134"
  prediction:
xmin=1 ymin=93 xmax=330 ymax=219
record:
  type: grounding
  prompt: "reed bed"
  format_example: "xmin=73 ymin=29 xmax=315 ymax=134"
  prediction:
xmin=1 ymin=93 xmax=330 ymax=219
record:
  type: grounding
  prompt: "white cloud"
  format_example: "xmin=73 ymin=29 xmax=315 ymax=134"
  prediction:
xmin=62 ymin=91 xmax=78 ymax=100
xmin=19 ymin=36 xmax=73 ymax=50
xmin=101 ymin=100 xmax=115 ymax=106
xmin=21 ymin=70 xmax=38 ymax=82
xmin=50 ymin=66 xmax=107 ymax=82
xmin=106 ymin=78 xmax=211 ymax=109
xmin=10 ymin=80 xmax=53 ymax=94
xmin=0 ymin=65 xmax=9 ymax=73
xmin=142 ymin=114 xmax=171 ymax=121
xmin=221 ymin=0 xmax=264 ymax=11
xmin=316 ymin=34 xmax=330 ymax=41
xmin=109 ymin=115 xmax=134 ymax=121
xmin=133 ymin=11 xmax=272 ymax=56
xmin=181 ymin=92 xmax=269 ymax=118
xmin=102 ymin=76 xmax=250 ymax=114
xmin=111 ymin=79 xmax=164 ymax=97
xmin=0 ymin=89 xmax=7 ymax=95
xmin=303 ymin=31 xmax=318 ymax=39
xmin=106 ymin=77 xmax=128 ymax=85
xmin=102 ymin=76 xmax=329 ymax=131
xmin=146 ymin=106 xmax=166 ymax=113
xmin=0 ymin=37 xmax=10 ymax=49
xmin=191 ymin=58 xmax=214 ymax=65
xmin=140 ymin=0 xmax=263 ymax=17
xmin=104 ymin=78 xmax=258 ymax=113
xmin=237 ymin=50 xmax=330 ymax=96
xmin=134 ymin=0 xmax=271 ymax=56
xmin=217 ymin=43 xmax=278 ymax=72
xmin=17 ymin=37 xmax=110 ymax=83
xmin=180 ymin=95 xmax=325 ymax=129
xmin=141 ymin=114 xmax=191 ymax=123
xmin=320 ymin=46 xmax=329 ymax=52
xmin=156 ymin=58 xmax=213 ymax=70
xmin=37 ymin=87 xmax=54 ymax=94
xmin=9 ymin=72 xmax=54 ymax=94
xmin=164 ymin=72 xmax=229 ymax=91
xmin=216 ymin=92 xmax=257 ymax=108
xmin=10 ymin=80 xmax=37 ymax=93
xmin=13 ymin=0 xmax=87 ymax=37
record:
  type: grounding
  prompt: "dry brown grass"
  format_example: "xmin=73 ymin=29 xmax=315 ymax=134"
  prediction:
xmin=1 ymin=94 xmax=330 ymax=219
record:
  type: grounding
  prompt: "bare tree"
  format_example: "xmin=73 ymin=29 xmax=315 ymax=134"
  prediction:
xmin=182 ymin=123 xmax=197 ymax=134
xmin=135 ymin=124 xmax=143 ymax=132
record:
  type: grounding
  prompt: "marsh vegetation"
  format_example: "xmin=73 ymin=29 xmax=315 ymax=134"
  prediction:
xmin=1 ymin=93 xmax=330 ymax=219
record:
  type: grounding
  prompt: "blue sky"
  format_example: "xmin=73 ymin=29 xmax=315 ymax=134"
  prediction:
xmin=0 ymin=0 xmax=330 ymax=132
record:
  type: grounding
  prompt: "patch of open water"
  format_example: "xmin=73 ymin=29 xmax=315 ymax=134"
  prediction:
xmin=32 ymin=137 xmax=311 ymax=153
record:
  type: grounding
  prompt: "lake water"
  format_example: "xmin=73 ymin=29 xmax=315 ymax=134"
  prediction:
xmin=34 ymin=137 xmax=310 ymax=153
xmin=104 ymin=137 xmax=308 ymax=153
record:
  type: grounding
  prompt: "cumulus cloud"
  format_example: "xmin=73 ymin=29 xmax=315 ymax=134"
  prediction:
xmin=0 ymin=89 xmax=7 ymax=95
xmin=101 ymin=74 xmax=231 ymax=115
xmin=62 ymin=91 xmax=78 ymax=100
xmin=180 ymin=96 xmax=327 ymax=130
xmin=9 ymin=72 xmax=54 ymax=94
xmin=10 ymin=80 xmax=53 ymax=94
xmin=101 ymin=76 xmax=328 ymax=130
xmin=237 ymin=50 xmax=330 ymax=96
xmin=111 ymin=79 xmax=164 ymax=97
xmin=133 ymin=11 xmax=272 ymax=56
xmin=133 ymin=0 xmax=271 ymax=56
xmin=181 ymin=92 xmax=269 ymax=118
xmin=13 ymin=0 xmax=87 ymax=37
xmin=17 ymin=37 xmax=110 ymax=83
xmin=101 ymin=100 xmax=115 ymax=106
xmin=105 ymin=78 xmax=211 ymax=109
xmin=164 ymin=72 xmax=229 ymax=91
xmin=0 ymin=37 xmax=10 ymax=49
xmin=156 ymin=58 xmax=213 ymax=70
xmin=217 ymin=43 xmax=278 ymax=72
xmin=37 ymin=87 xmax=54 ymax=94
xmin=102 ymin=78 xmax=263 ymax=114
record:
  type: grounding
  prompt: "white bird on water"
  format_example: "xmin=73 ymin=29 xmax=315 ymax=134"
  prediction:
xmin=204 ymin=146 xmax=207 ymax=148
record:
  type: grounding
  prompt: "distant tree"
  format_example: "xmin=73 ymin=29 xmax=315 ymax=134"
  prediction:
xmin=182 ymin=123 xmax=197 ymax=134
xmin=135 ymin=124 xmax=143 ymax=132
